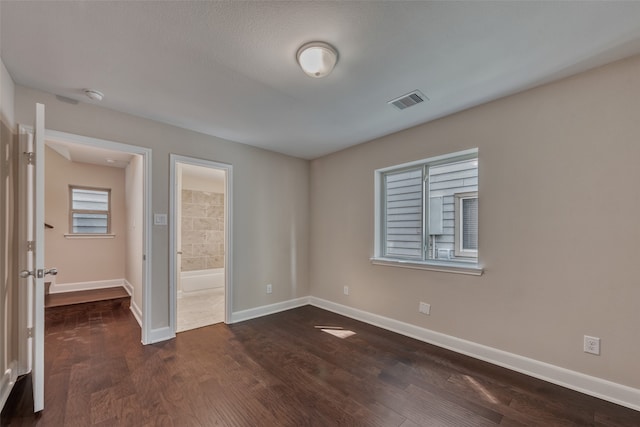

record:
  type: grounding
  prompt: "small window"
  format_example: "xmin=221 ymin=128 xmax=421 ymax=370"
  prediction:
xmin=375 ymin=149 xmax=478 ymax=266
xmin=454 ymin=192 xmax=478 ymax=258
xmin=69 ymin=186 xmax=111 ymax=234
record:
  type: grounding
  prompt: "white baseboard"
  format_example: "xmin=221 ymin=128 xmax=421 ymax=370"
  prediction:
xmin=122 ymin=279 xmax=143 ymax=328
xmin=308 ymin=296 xmax=640 ymax=412
xmin=148 ymin=326 xmax=174 ymax=344
xmin=130 ymin=299 xmax=143 ymax=328
xmin=122 ymin=280 xmax=134 ymax=296
xmin=49 ymin=278 xmax=127 ymax=294
xmin=231 ymin=297 xmax=310 ymax=324
xmin=0 ymin=360 xmax=18 ymax=412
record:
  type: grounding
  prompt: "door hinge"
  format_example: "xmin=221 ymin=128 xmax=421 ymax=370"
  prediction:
xmin=27 ymin=240 xmax=34 ymax=251
xmin=24 ymin=151 xmax=35 ymax=165
xmin=27 ymin=327 xmax=33 ymax=338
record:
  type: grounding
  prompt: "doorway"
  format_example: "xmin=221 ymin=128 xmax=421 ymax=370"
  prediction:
xmin=170 ymin=155 xmax=232 ymax=332
xmin=40 ymin=130 xmax=151 ymax=341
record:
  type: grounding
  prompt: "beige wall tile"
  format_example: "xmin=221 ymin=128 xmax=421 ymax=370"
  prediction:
xmin=181 ymin=189 xmax=193 ymax=203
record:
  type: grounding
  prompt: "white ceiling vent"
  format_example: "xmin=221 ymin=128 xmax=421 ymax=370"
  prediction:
xmin=388 ymin=90 xmax=428 ymax=110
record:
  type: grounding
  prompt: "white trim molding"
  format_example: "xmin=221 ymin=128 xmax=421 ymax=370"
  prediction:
xmin=308 ymin=297 xmax=640 ymax=412
xmin=48 ymin=278 xmax=128 ymax=294
xmin=0 ymin=361 xmax=18 ymax=412
xmin=148 ymin=327 xmax=175 ymax=344
xmin=130 ymin=300 xmax=143 ymax=328
xmin=122 ymin=280 xmax=134 ymax=297
xmin=63 ymin=234 xmax=115 ymax=239
xmin=169 ymin=155 xmax=234 ymax=335
xmin=231 ymin=297 xmax=309 ymax=324
xmin=370 ymin=257 xmax=483 ymax=276
xmin=126 ymin=276 xmax=141 ymax=328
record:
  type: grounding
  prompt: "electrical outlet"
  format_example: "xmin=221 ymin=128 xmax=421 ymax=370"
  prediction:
xmin=343 ymin=286 xmax=349 ymax=295
xmin=584 ymin=335 xmax=600 ymax=355
xmin=419 ymin=302 xmax=431 ymax=315
xmin=266 ymin=284 xmax=272 ymax=294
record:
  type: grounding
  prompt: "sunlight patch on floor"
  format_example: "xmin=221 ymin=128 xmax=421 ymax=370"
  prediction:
xmin=463 ymin=375 xmax=499 ymax=404
xmin=315 ymin=325 xmax=356 ymax=339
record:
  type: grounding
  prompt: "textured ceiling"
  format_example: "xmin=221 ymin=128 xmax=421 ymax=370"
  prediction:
xmin=2 ymin=1 xmax=640 ymax=159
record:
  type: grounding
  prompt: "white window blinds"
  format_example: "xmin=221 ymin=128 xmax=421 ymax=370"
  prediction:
xmin=383 ymin=168 xmax=423 ymax=258
xmin=70 ymin=187 xmax=110 ymax=234
xmin=462 ymin=197 xmax=478 ymax=251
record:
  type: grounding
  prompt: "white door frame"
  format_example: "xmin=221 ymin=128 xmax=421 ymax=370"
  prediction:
xmin=17 ymin=125 xmax=32 ymax=377
xmin=16 ymin=106 xmax=46 ymax=411
xmin=169 ymin=154 xmax=233 ymax=331
xmin=17 ymin=128 xmax=154 ymax=347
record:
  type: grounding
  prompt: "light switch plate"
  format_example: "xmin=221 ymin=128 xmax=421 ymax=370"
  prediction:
xmin=154 ymin=213 xmax=167 ymax=226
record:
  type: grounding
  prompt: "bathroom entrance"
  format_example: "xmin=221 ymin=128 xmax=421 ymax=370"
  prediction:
xmin=170 ymin=156 xmax=232 ymax=332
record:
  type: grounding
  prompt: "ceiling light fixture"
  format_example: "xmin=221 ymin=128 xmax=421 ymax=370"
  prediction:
xmin=296 ymin=42 xmax=338 ymax=78
xmin=83 ymin=89 xmax=104 ymax=102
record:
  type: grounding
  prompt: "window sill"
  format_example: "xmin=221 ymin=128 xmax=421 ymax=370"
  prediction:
xmin=64 ymin=234 xmax=116 ymax=239
xmin=370 ymin=257 xmax=483 ymax=276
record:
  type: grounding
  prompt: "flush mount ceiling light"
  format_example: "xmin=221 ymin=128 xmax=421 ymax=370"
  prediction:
xmin=296 ymin=42 xmax=338 ymax=78
xmin=83 ymin=89 xmax=104 ymax=101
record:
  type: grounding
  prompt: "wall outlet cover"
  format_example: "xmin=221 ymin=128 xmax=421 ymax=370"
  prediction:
xmin=584 ymin=335 xmax=600 ymax=355
xmin=419 ymin=302 xmax=431 ymax=315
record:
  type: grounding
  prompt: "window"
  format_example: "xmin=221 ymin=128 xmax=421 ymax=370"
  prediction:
xmin=454 ymin=192 xmax=478 ymax=258
xmin=375 ymin=149 xmax=479 ymax=270
xmin=69 ymin=186 xmax=111 ymax=234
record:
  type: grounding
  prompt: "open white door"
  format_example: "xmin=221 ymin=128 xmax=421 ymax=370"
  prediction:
xmin=18 ymin=103 xmax=54 ymax=412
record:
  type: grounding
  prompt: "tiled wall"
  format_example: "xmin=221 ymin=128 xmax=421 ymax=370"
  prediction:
xmin=181 ymin=190 xmax=224 ymax=271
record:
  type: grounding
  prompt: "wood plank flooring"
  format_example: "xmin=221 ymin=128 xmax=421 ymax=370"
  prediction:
xmin=2 ymin=303 xmax=639 ymax=426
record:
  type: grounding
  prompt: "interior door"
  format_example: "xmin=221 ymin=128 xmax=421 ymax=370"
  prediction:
xmin=19 ymin=103 xmax=53 ymax=412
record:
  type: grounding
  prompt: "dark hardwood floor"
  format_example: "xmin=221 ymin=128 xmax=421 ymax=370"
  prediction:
xmin=2 ymin=302 xmax=639 ymax=426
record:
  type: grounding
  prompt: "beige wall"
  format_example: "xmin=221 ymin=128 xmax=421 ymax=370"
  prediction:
xmin=0 ymin=56 xmax=18 ymax=406
xmin=182 ymin=171 xmax=224 ymax=193
xmin=310 ymin=55 xmax=640 ymax=389
xmin=15 ymin=86 xmax=310 ymax=330
xmin=125 ymin=155 xmax=144 ymax=314
xmin=44 ymin=147 xmax=126 ymax=285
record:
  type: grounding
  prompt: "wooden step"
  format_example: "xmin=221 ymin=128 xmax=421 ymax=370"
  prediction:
xmin=45 ymin=286 xmax=130 ymax=308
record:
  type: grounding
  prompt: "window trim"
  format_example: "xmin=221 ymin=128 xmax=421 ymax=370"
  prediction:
xmin=454 ymin=191 xmax=478 ymax=258
xmin=68 ymin=185 xmax=112 ymax=235
xmin=373 ymin=148 xmax=482 ymax=275
xmin=370 ymin=256 xmax=483 ymax=275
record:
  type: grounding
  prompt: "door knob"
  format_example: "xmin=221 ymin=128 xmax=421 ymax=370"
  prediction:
xmin=44 ymin=268 xmax=58 ymax=276
xmin=20 ymin=268 xmax=58 ymax=279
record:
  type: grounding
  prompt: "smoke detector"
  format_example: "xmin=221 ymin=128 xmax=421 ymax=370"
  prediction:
xmin=83 ymin=89 xmax=104 ymax=102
